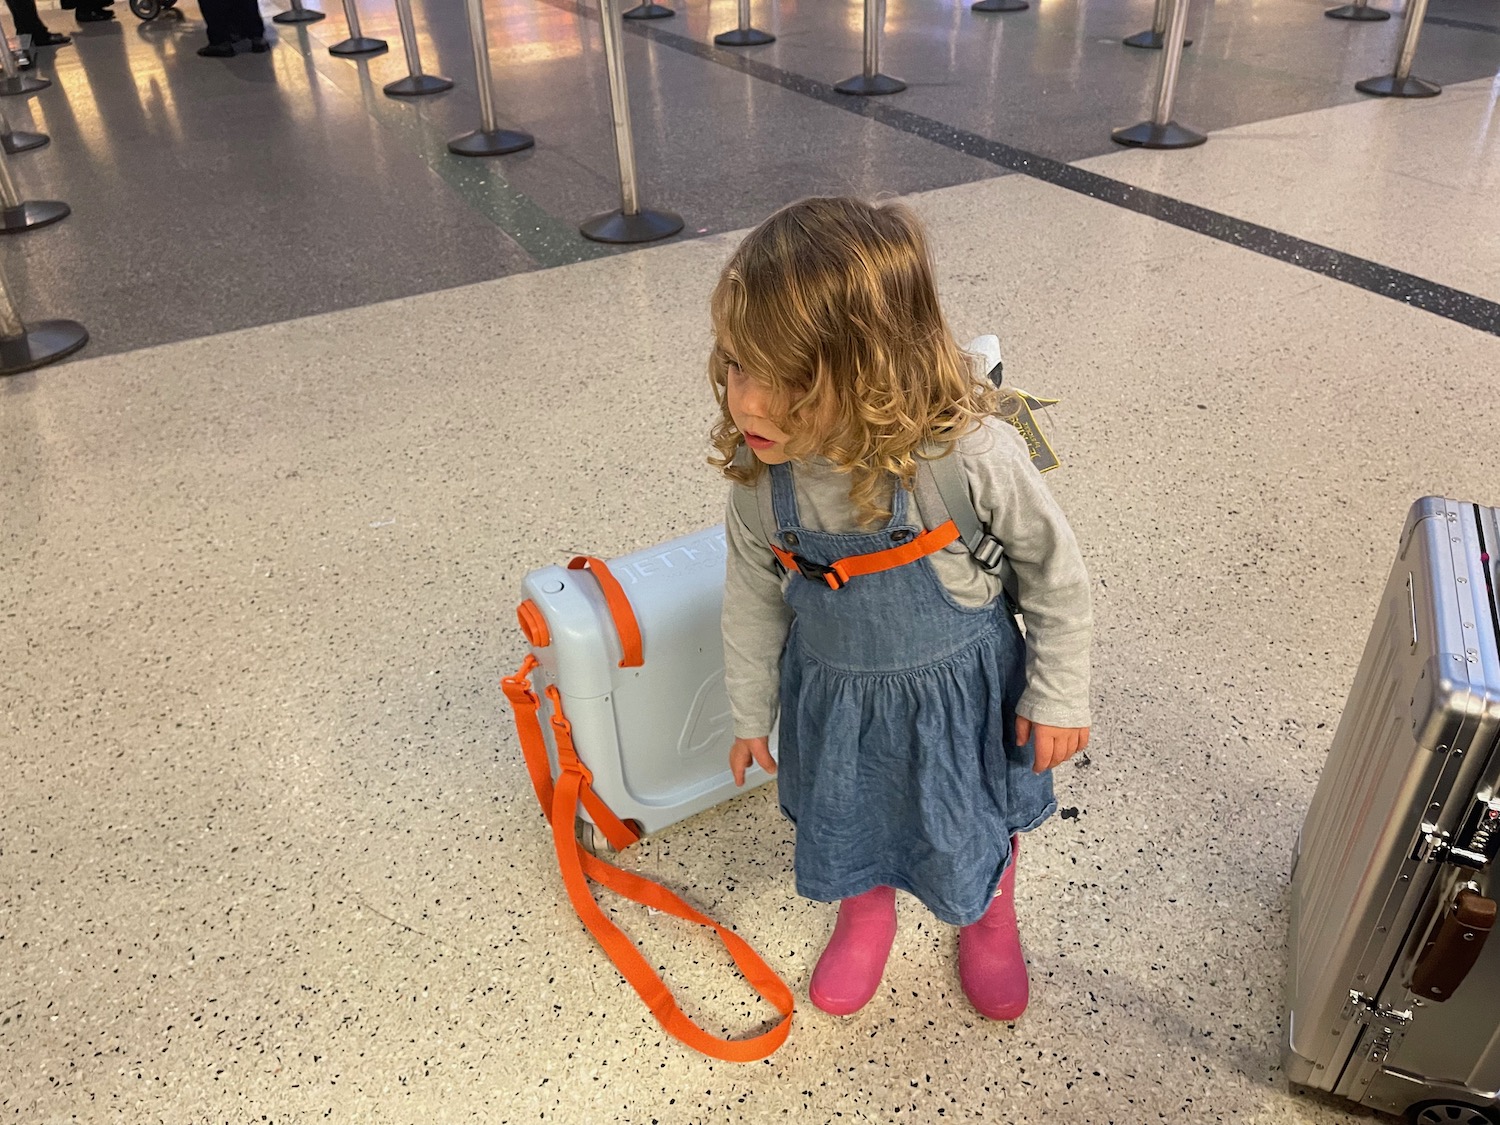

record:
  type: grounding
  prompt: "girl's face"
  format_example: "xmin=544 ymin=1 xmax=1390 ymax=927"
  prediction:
xmin=723 ymin=347 xmax=794 ymax=465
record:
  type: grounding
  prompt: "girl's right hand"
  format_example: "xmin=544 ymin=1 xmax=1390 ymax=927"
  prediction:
xmin=730 ymin=736 xmax=778 ymax=787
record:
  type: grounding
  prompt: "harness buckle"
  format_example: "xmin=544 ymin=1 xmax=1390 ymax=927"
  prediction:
xmin=791 ymin=554 xmax=847 ymax=590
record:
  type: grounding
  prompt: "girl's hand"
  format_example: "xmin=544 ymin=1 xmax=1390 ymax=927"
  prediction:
xmin=730 ymin=736 xmax=777 ymax=787
xmin=1015 ymin=716 xmax=1090 ymax=774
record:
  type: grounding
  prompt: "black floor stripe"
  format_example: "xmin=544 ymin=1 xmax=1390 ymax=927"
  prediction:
xmin=1427 ymin=15 xmax=1500 ymax=34
xmin=553 ymin=0 xmax=1500 ymax=339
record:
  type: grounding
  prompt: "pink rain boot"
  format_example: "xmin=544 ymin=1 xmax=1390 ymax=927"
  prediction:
xmin=958 ymin=836 xmax=1028 ymax=1021
xmin=808 ymin=885 xmax=897 ymax=1015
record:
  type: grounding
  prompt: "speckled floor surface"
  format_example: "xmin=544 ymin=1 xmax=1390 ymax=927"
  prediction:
xmin=5 ymin=4 xmax=1500 ymax=1123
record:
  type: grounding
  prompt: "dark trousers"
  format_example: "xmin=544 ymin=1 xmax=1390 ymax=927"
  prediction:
xmin=197 ymin=0 xmax=264 ymax=44
xmin=4 ymin=0 xmax=49 ymax=36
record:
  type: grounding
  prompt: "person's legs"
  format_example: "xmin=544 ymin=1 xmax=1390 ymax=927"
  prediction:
xmin=808 ymin=885 xmax=897 ymax=1015
xmin=230 ymin=0 xmax=265 ymax=43
xmin=196 ymin=0 xmax=236 ymax=52
xmin=957 ymin=835 xmax=1029 ymax=1020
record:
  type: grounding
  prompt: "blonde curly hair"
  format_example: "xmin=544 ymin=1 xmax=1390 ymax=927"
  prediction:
xmin=708 ymin=196 xmax=1010 ymax=527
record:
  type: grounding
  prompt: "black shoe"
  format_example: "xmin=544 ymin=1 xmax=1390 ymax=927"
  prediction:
xmin=197 ymin=41 xmax=234 ymax=55
xmin=32 ymin=31 xmax=72 ymax=46
xmin=76 ymin=7 xmax=115 ymax=19
xmin=249 ymin=36 xmax=268 ymax=51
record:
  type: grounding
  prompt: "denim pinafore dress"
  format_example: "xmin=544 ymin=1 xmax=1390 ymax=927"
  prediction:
xmin=769 ymin=462 xmax=1056 ymax=927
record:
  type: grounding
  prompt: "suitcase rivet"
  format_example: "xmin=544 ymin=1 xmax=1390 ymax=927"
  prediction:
xmin=1458 ymin=577 xmax=1468 ymax=584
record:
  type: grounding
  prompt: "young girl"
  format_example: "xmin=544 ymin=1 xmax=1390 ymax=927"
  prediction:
xmin=711 ymin=197 xmax=1092 ymax=1021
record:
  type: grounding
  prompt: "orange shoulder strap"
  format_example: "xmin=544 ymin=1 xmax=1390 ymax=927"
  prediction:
xmin=501 ymin=655 xmax=795 ymax=1062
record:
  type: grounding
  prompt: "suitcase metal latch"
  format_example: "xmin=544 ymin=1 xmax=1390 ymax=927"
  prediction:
xmin=1342 ymin=990 xmax=1412 ymax=1065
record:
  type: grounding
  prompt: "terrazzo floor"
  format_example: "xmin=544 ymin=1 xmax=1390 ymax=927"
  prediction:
xmin=5 ymin=0 xmax=1500 ymax=1122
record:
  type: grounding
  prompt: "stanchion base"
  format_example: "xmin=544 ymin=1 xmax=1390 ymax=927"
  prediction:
xmin=835 ymin=73 xmax=907 ymax=96
xmin=1122 ymin=29 xmax=1192 ymax=48
xmin=972 ymin=0 xmax=1029 ymax=11
xmin=623 ymin=2 xmax=674 ymax=18
xmin=0 ymin=74 xmax=49 ymax=96
xmin=0 ymin=319 xmax=89 ymax=377
xmin=0 ymin=319 xmax=89 ymax=376
xmin=0 ymin=199 xmax=69 ymax=233
xmin=1356 ymin=72 xmax=1441 ymax=97
xmin=385 ymin=73 xmax=454 ymax=97
xmin=2 ymin=129 xmax=49 ymax=154
xmin=447 ymin=128 xmax=535 ymax=157
xmin=714 ymin=27 xmax=775 ymax=46
xmin=272 ymin=6 xmax=325 ymax=21
xmin=1325 ymin=3 xmax=1390 ymax=18
xmin=1111 ymin=120 xmax=1206 ymax=149
xmin=580 ymin=208 xmax=684 ymax=244
xmin=329 ymin=36 xmax=387 ymax=56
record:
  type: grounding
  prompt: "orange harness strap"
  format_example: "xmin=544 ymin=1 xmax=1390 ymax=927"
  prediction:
xmin=771 ymin=519 xmax=962 ymax=590
xmin=501 ymin=655 xmax=795 ymax=1063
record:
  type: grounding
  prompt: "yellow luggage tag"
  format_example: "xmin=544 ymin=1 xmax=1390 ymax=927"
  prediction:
xmin=1002 ymin=390 xmax=1061 ymax=473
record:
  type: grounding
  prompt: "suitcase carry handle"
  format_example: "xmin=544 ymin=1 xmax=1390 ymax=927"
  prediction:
xmin=567 ymin=556 xmax=644 ymax=668
xmin=1409 ymin=889 xmax=1497 ymax=1001
xmin=503 ymin=655 xmax=795 ymax=1061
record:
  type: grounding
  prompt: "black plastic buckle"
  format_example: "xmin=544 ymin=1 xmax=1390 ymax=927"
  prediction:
xmin=790 ymin=554 xmax=846 ymax=590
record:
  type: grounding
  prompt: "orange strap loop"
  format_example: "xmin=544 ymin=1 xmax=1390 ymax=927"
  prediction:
xmin=567 ymin=556 xmax=643 ymax=667
xmin=502 ymin=657 xmax=795 ymax=1062
xmin=772 ymin=519 xmax=962 ymax=590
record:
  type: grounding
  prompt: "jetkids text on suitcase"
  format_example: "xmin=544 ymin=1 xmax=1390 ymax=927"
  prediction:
xmin=501 ymin=335 xmax=1061 ymax=1061
xmin=1285 ymin=498 xmax=1500 ymax=1125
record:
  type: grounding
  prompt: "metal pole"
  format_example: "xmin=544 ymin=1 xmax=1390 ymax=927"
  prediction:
xmin=273 ymin=0 xmax=326 ymax=26
xmin=0 ymin=256 xmax=88 ymax=375
xmin=0 ymin=106 xmax=46 ymax=153
xmin=1355 ymin=0 xmax=1439 ymax=97
xmin=836 ymin=0 xmax=904 ymax=95
xmin=1111 ymin=0 xmax=1204 ymax=148
xmin=0 ymin=137 xmax=67 ymax=232
xmin=623 ymin=0 xmax=673 ymax=20
xmin=329 ymin=0 xmax=387 ymax=56
xmin=1326 ymin=0 xmax=1390 ymax=22
xmin=448 ymin=0 xmax=534 ymax=156
xmin=714 ymin=0 xmax=773 ymax=46
xmin=580 ymin=0 xmax=682 ymax=243
xmin=0 ymin=21 xmax=47 ymax=96
xmin=1124 ymin=0 xmax=1191 ymax=50
xmin=384 ymin=0 xmax=453 ymax=97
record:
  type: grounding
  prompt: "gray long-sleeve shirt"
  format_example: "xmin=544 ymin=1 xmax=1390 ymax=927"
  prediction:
xmin=722 ymin=416 xmax=1093 ymax=738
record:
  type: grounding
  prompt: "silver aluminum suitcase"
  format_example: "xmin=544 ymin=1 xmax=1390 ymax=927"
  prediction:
xmin=1286 ymin=497 xmax=1500 ymax=1123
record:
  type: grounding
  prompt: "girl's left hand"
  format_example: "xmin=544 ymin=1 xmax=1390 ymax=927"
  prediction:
xmin=1015 ymin=716 xmax=1090 ymax=774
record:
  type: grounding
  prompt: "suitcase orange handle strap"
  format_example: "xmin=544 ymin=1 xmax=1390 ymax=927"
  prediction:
xmin=502 ymin=653 xmax=795 ymax=1063
xmin=566 ymin=555 xmax=644 ymax=667
xmin=771 ymin=519 xmax=962 ymax=590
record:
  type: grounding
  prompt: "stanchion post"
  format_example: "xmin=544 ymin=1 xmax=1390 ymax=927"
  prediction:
xmin=714 ymin=0 xmax=773 ymax=46
xmin=973 ymin=0 xmax=1028 ymax=16
xmin=623 ymin=1 xmax=673 ymax=19
xmin=1356 ymin=0 xmax=1440 ymax=97
xmin=0 ymin=138 xmax=67 ymax=232
xmin=384 ymin=0 xmax=453 ymax=97
xmin=580 ymin=0 xmax=682 ymax=244
xmin=1124 ymin=0 xmax=1192 ymax=49
xmin=273 ymin=0 xmax=326 ymax=25
xmin=448 ymin=0 xmax=534 ymax=156
xmin=0 ymin=21 xmax=48 ymax=96
xmin=1111 ymin=0 xmax=1204 ymax=149
xmin=1326 ymin=0 xmax=1390 ymax=21
xmin=0 ymin=258 xmax=87 ymax=376
xmin=836 ymin=0 xmax=905 ymax=96
xmin=0 ymin=108 xmax=47 ymax=154
xmin=329 ymin=0 xmax=387 ymax=57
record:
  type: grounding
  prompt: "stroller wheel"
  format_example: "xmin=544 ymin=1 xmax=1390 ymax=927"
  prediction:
xmin=130 ymin=0 xmax=161 ymax=18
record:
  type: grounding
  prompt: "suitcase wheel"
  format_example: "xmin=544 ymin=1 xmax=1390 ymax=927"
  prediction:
xmin=1407 ymin=1099 xmax=1500 ymax=1125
